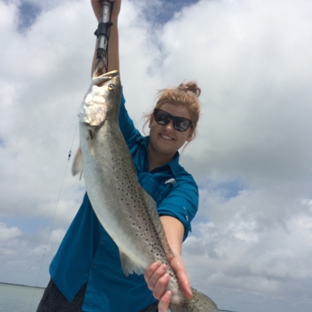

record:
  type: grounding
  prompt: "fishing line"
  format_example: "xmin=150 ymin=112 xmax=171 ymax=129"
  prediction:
xmin=29 ymin=123 xmax=78 ymax=311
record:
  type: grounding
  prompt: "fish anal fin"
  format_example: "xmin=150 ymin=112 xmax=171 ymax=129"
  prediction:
xmin=119 ymin=251 xmax=144 ymax=277
xmin=72 ymin=148 xmax=84 ymax=177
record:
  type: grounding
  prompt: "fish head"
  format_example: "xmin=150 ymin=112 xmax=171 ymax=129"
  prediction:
xmin=79 ymin=70 xmax=121 ymax=127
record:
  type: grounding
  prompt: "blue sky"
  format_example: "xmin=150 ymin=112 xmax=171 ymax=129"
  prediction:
xmin=17 ymin=0 xmax=201 ymax=30
xmin=18 ymin=1 xmax=41 ymax=30
xmin=141 ymin=0 xmax=200 ymax=24
xmin=1 ymin=0 xmax=312 ymax=311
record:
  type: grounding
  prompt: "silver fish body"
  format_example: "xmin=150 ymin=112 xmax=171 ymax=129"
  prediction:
xmin=72 ymin=70 xmax=220 ymax=312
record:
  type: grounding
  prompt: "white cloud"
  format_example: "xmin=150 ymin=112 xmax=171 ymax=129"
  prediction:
xmin=0 ymin=222 xmax=22 ymax=243
xmin=182 ymin=184 xmax=312 ymax=310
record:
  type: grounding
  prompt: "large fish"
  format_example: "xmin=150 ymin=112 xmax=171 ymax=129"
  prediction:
xmin=72 ymin=69 xmax=224 ymax=312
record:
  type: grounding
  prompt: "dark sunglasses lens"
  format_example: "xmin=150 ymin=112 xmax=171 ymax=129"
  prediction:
xmin=173 ymin=118 xmax=191 ymax=132
xmin=155 ymin=110 xmax=170 ymax=125
xmin=154 ymin=109 xmax=192 ymax=132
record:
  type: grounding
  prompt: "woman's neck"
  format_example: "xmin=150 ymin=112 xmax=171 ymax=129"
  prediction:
xmin=148 ymin=145 xmax=175 ymax=172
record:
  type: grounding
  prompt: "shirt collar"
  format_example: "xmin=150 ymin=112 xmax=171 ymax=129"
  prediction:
xmin=143 ymin=136 xmax=181 ymax=177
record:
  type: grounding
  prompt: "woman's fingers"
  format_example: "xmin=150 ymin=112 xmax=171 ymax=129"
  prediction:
xmin=144 ymin=262 xmax=169 ymax=298
xmin=158 ymin=290 xmax=172 ymax=312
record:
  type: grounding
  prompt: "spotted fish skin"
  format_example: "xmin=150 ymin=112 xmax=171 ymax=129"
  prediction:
xmin=72 ymin=70 xmax=220 ymax=312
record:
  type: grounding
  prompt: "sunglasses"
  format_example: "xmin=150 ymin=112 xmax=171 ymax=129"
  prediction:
xmin=153 ymin=109 xmax=193 ymax=132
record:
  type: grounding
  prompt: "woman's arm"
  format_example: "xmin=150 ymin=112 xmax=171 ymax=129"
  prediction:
xmin=91 ymin=0 xmax=121 ymax=76
xmin=91 ymin=0 xmax=139 ymax=144
xmin=144 ymin=216 xmax=193 ymax=312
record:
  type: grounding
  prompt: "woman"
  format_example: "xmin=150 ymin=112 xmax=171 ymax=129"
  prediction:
xmin=37 ymin=0 xmax=201 ymax=311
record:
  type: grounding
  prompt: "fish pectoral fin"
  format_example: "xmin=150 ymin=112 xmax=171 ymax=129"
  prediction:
xmin=72 ymin=148 xmax=84 ymax=177
xmin=119 ymin=251 xmax=145 ymax=277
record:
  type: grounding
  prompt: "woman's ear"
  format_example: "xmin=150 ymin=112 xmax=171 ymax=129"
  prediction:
xmin=187 ymin=130 xmax=194 ymax=142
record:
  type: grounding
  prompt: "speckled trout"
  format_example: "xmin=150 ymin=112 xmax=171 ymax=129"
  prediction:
xmin=72 ymin=70 xmax=222 ymax=312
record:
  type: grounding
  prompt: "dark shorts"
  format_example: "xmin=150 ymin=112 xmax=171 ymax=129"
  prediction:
xmin=36 ymin=279 xmax=87 ymax=312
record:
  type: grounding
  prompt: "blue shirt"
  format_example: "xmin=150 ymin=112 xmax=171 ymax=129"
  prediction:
xmin=50 ymin=93 xmax=199 ymax=312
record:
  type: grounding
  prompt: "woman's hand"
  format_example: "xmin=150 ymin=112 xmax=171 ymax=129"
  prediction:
xmin=144 ymin=255 xmax=193 ymax=312
xmin=144 ymin=216 xmax=193 ymax=311
xmin=91 ymin=0 xmax=121 ymax=22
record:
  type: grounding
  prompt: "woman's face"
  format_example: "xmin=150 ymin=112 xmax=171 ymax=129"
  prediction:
xmin=148 ymin=102 xmax=193 ymax=157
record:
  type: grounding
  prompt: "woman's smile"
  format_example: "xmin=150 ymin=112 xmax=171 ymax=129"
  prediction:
xmin=159 ymin=133 xmax=174 ymax=141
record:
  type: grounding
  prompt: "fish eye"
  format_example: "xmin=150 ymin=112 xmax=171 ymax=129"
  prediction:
xmin=108 ymin=84 xmax=115 ymax=91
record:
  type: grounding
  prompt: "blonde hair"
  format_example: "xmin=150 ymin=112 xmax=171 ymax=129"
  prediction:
xmin=144 ymin=81 xmax=201 ymax=141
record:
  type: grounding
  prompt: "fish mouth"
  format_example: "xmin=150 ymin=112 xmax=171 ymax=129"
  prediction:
xmin=93 ymin=68 xmax=119 ymax=79
xmin=92 ymin=69 xmax=120 ymax=87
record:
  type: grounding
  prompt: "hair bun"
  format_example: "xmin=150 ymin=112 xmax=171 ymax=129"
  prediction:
xmin=178 ymin=81 xmax=201 ymax=97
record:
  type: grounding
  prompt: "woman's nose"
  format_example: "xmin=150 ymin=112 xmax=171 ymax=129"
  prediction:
xmin=163 ymin=119 xmax=174 ymax=130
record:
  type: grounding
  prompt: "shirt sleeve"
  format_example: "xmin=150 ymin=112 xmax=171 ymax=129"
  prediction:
xmin=157 ymin=176 xmax=199 ymax=241
xmin=118 ymin=92 xmax=142 ymax=147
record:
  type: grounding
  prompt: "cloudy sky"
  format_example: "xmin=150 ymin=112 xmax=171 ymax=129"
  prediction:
xmin=1 ymin=0 xmax=312 ymax=311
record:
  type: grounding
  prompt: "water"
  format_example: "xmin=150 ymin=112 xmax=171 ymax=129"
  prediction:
xmin=0 ymin=283 xmax=45 ymax=312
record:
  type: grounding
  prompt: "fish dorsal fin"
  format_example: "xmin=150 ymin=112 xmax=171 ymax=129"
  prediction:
xmin=72 ymin=148 xmax=84 ymax=177
xmin=142 ymin=190 xmax=174 ymax=262
xmin=119 ymin=250 xmax=145 ymax=276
